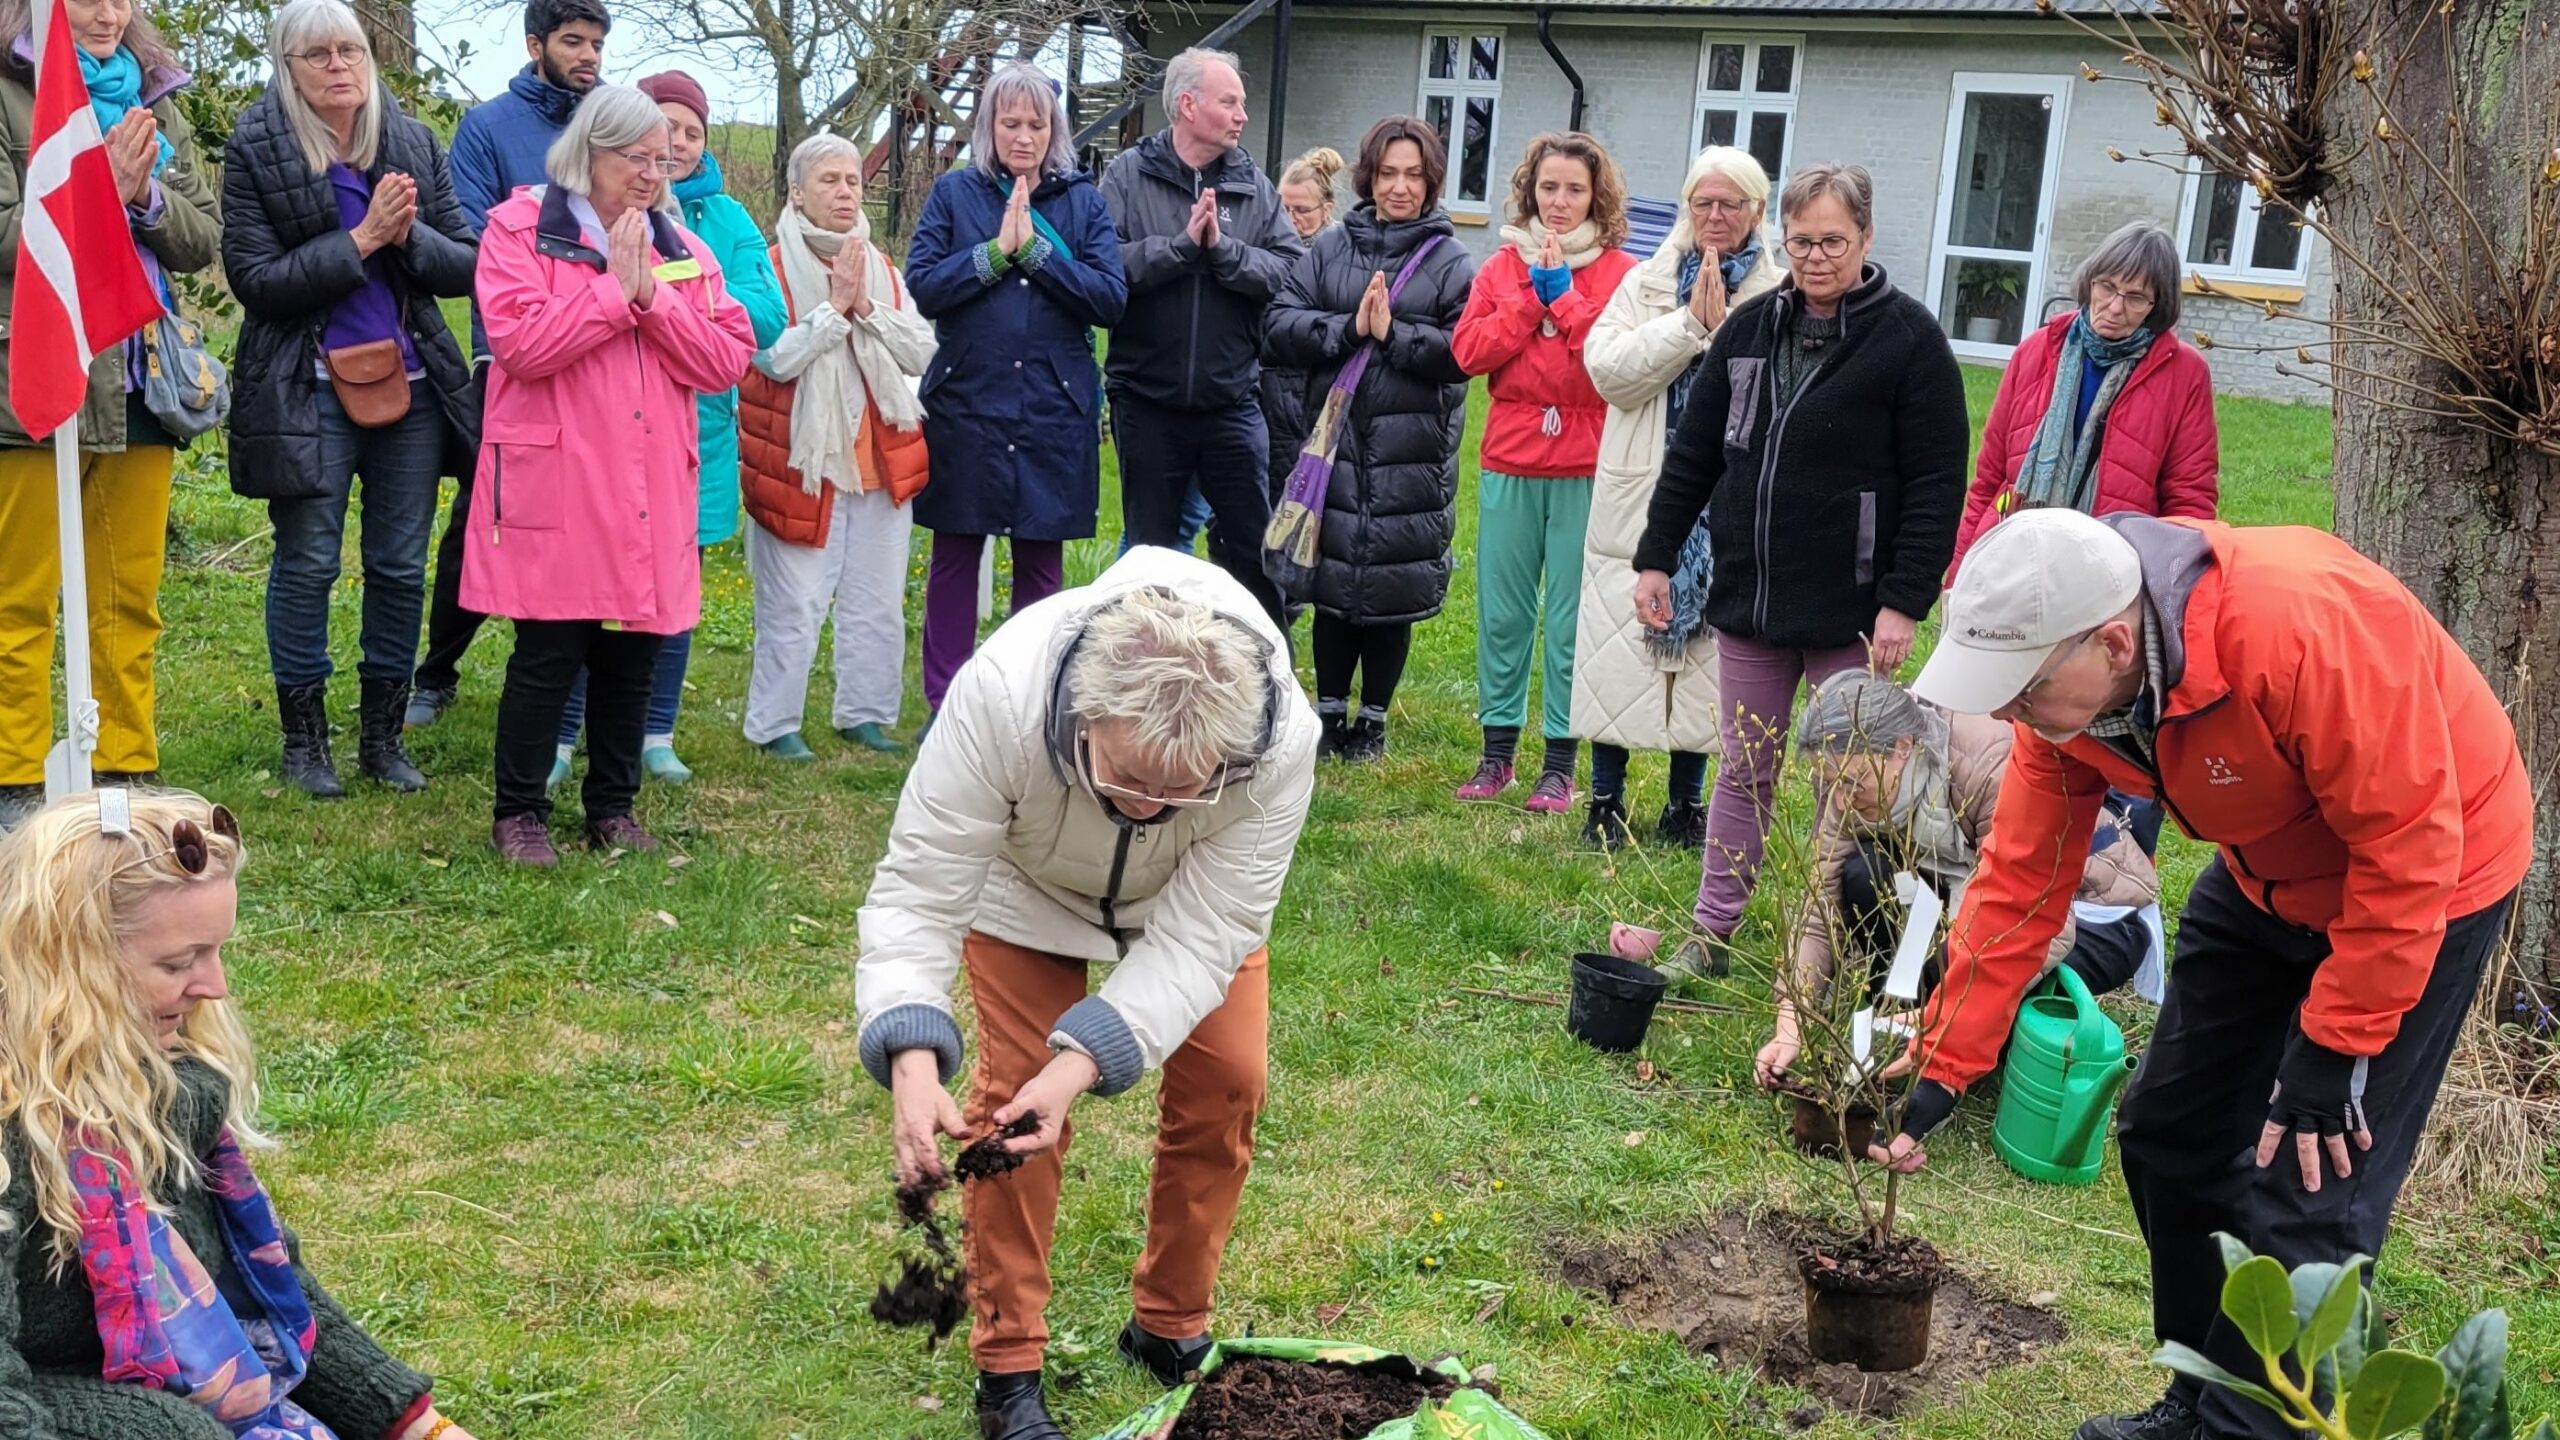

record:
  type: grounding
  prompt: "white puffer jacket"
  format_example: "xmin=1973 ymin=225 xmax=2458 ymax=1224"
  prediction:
xmin=855 ymin=548 xmax=1320 ymax=1096
xmin=1569 ymin=241 xmax=1785 ymax=754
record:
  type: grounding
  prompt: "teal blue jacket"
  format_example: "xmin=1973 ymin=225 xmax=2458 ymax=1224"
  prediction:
xmin=671 ymin=154 xmax=787 ymax=546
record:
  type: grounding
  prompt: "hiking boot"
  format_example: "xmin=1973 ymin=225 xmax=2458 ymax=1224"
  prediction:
xmin=759 ymin=732 xmax=816 ymax=763
xmin=491 ymin=814 xmax=559 ymax=867
xmin=975 ymin=1370 xmax=1065 ymax=1440
xmin=643 ymin=743 xmax=694 ymax=784
xmin=1660 ymin=933 xmax=1735 ymax=985
xmin=1315 ymin=711 xmax=1347 ymax=760
xmin=837 ymin=723 xmax=904 ymax=754
xmin=0 ymin=784 xmax=44 ymax=835
xmin=1582 ymin=793 xmax=1631 ymax=852
xmin=1117 ymin=1316 xmax=1213 ymax=1387
xmin=1337 ymin=715 xmax=1387 ymax=764
xmin=1655 ymin=799 xmax=1708 ymax=850
xmin=358 ymin=678 xmax=427 ymax=792
xmin=2073 ymin=1393 xmax=2204 ymax=1440
xmin=1524 ymin=771 xmax=1575 ymax=814
xmin=277 ymin=680 xmax=344 ymax=799
xmin=403 ymin=683 xmax=455 ymax=729
xmin=1454 ymin=758 xmax=1514 ymax=801
xmin=586 ymin=815 xmax=660 ymax=853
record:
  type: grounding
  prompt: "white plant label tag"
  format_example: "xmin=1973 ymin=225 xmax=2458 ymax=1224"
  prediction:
xmin=1884 ymin=871 xmax=1941 ymax=1003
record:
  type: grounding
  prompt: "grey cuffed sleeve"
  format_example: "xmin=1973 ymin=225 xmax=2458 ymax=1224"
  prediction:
xmin=1050 ymin=995 xmax=1145 ymax=1097
xmin=858 ymin=1003 xmax=966 ymax=1089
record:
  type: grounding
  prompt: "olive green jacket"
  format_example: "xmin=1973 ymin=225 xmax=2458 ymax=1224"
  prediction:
xmin=0 ymin=65 xmax=221 ymax=450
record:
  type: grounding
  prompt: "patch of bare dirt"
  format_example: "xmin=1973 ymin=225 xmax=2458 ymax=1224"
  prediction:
xmin=1557 ymin=1210 xmax=2063 ymax=1421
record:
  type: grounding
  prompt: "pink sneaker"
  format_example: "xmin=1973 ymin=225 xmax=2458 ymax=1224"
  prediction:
xmin=1454 ymin=759 xmax=1515 ymax=801
xmin=1524 ymin=771 xmax=1575 ymax=814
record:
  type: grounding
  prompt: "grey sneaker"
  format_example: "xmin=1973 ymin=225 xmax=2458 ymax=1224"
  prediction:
xmin=1659 ymin=933 xmax=1734 ymax=985
xmin=403 ymin=684 xmax=457 ymax=729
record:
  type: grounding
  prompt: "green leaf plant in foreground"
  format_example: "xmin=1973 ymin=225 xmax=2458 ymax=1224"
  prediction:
xmin=2160 ymin=1235 xmax=2554 ymax=1440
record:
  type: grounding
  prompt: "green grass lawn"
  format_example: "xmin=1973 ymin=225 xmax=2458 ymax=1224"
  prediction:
xmin=143 ymin=369 xmax=2557 ymax=1439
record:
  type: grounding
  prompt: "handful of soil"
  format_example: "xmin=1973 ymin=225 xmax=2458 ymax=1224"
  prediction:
xmin=868 ymin=1114 xmax=1044 ymax=1349
xmin=1167 ymin=1356 xmax=1459 ymax=1440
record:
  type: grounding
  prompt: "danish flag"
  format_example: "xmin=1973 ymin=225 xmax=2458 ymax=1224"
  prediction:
xmin=8 ymin=0 xmax=162 ymax=440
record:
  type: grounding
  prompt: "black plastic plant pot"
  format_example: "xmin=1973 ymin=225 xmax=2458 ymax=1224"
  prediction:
xmin=1565 ymin=951 xmax=1668 ymax=1053
xmin=1799 ymin=1240 xmax=1942 ymax=1373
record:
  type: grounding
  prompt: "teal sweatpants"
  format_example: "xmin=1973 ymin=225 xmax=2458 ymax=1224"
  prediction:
xmin=1475 ymin=470 xmax=1593 ymax=739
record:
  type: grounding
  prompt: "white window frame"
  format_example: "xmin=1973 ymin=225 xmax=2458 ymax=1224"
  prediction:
xmin=2175 ymin=158 xmax=2314 ymax=287
xmin=1924 ymin=72 xmax=2074 ymax=362
xmin=1691 ymin=33 xmax=1805 ymax=189
xmin=1417 ymin=26 xmax=1506 ymax=217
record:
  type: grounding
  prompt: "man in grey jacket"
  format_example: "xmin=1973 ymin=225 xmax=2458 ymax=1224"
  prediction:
xmin=1102 ymin=47 xmax=1303 ymax=627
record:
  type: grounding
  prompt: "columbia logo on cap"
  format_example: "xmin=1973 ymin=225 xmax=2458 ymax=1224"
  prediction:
xmin=1964 ymin=625 xmax=2029 ymax=641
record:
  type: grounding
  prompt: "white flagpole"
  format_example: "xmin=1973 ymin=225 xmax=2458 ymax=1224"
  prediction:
xmin=43 ymin=414 xmax=95 ymax=804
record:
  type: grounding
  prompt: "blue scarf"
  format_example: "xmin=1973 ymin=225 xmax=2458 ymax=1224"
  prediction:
xmin=2010 ymin=311 xmax=2155 ymax=513
xmin=79 ymin=46 xmax=173 ymax=175
xmin=672 ymin=149 xmax=725 ymax=209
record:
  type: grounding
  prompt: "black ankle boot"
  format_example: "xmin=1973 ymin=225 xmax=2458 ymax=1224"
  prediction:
xmin=1583 ymin=792 xmax=1631 ymax=851
xmin=1655 ymin=798 xmax=1708 ymax=850
xmin=1338 ymin=714 xmax=1387 ymax=764
xmin=1316 ymin=704 xmax=1348 ymax=759
xmin=277 ymin=681 xmax=344 ymax=799
xmin=359 ymin=678 xmax=427 ymax=792
xmin=1117 ymin=1315 xmax=1213 ymax=1386
xmin=974 ymin=1369 xmax=1065 ymax=1440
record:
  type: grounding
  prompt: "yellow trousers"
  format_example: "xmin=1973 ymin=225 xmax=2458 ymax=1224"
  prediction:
xmin=0 ymin=444 xmax=174 ymax=785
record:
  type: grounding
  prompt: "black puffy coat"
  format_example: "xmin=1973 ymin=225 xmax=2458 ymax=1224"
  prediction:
xmin=221 ymin=84 xmax=480 ymax=500
xmin=1261 ymin=206 xmax=1475 ymax=625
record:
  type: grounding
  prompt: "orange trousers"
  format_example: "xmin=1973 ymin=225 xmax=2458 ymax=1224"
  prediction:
xmin=959 ymin=930 xmax=1269 ymax=1374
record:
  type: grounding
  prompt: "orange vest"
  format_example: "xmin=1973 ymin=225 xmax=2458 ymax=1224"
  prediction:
xmin=738 ymin=246 xmax=930 ymax=548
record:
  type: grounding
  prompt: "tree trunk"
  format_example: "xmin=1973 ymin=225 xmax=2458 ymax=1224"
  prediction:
xmin=354 ymin=0 xmax=416 ymax=77
xmin=771 ymin=55 xmax=807 ymax=216
xmin=2325 ymin=0 xmax=2559 ymax=982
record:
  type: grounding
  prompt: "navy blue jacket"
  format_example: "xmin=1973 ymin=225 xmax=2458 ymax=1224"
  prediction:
xmin=448 ymin=65 xmax=581 ymax=358
xmin=907 ymin=166 xmax=1127 ymax=542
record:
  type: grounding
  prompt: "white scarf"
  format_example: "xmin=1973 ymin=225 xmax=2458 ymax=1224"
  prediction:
xmin=774 ymin=205 xmax=924 ymax=495
xmin=1500 ymin=215 xmax=1607 ymax=271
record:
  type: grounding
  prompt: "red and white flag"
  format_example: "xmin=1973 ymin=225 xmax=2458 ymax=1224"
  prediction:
xmin=7 ymin=0 xmax=162 ymax=441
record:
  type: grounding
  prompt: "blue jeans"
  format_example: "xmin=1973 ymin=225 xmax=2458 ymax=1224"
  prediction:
xmin=264 ymin=381 xmax=445 ymax=687
xmin=1117 ymin=482 xmax=1211 ymax=556
xmin=558 ymin=626 xmax=689 ymax=745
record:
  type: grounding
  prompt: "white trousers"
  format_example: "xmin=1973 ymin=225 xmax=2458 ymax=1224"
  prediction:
xmin=742 ymin=487 xmax=914 ymax=743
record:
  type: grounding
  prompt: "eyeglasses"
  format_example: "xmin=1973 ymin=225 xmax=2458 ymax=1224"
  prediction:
xmin=1783 ymin=234 xmax=1856 ymax=260
xmin=2016 ymin=631 xmax=2096 ymax=706
xmin=1689 ymin=196 xmax=1753 ymax=217
xmin=290 ymin=44 xmax=368 ymax=70
xmin=1076 ymin=731 xmax=1230 ymax=811
xmin=2091 ymin=277 xmax=2155 ymax=313
xmin=607 ymin=149 xmax=684 ymax=176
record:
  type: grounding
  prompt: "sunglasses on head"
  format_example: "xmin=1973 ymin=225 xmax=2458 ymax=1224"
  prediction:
xmin=106 ymin=801 xmax=238 ymax=876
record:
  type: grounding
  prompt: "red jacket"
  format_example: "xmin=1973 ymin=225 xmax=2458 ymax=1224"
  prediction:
xmin=1919 ymin=517 xmax=2534 ymax=1091
xmin=1947 ymin=312 xmax=2219 ymax=578
xmin=1451 ymin=244 xmax=1636 ymax=478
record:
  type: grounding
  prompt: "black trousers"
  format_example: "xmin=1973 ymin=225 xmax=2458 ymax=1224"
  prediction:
xmin=2120 ymin=858 xmax=2509 ymax=1440
xmin=1111 ymin=390 xmax=1284 ymax=626
xmin=1836 ymin=841 xmax=2147 ymax=1001
xmin=1310 ymin=613 xmax=1413 ymax=714
xmin=417 ymin=366 xmax=491 ymax=692
xmin=494 ymin=620 xmax=663 ymax=825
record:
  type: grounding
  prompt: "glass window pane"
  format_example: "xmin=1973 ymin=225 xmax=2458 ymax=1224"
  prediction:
xmin=1749 ymin=112 xmax=1788 ymax=177
xmin=1461 ymin=96 xmax=1495 ymax=202
xmin=1946 ymin=91 xmax=2053 ymax=253
xmin=1429 ymin=34 xmax=1457 ymax=81
xmin=1425 ymin=93 xmax=1454 ymax=150
xmin=1755 ymin=44 xmax=1796 ymax=94
xmin=2249 ymin=199 xmax=2303 ymax=274
xmin=1700 ymin=108 xmax=1737 ymax=147
xmin=1470 ymin=34 xmax=1501 ymax=81
xmin=1707 ymin=43 xmax=1744 ymax=93
xmin=2187 ymin=173 xmax=2242 ymax=266
xmin=1940 ymin=255 xmax=2032 ymax=347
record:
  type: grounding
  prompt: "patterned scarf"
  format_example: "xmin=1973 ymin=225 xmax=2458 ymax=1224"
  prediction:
xmin=1645 ymin=239 xmax=1765 ymax=660
xmin=2010 ymin=312 xmax=2155 ymax=513
xmin=72 ymin=1128 xmax=336 ymax=1439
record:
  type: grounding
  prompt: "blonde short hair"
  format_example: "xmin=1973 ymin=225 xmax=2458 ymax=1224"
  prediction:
xmin=1068 ymin=588 xmax=1271 ymax=777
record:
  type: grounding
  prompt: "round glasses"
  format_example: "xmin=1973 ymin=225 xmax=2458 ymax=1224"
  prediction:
xmin=1783 ymin=234 xmax=1856 ymax=260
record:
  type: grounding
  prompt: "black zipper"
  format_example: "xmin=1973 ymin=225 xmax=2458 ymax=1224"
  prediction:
xmin=1185 ymin=164 xmax=1205 ymax=408
xmin=1098 ymin=823 xmax=1136 ymax=953
xmin=1752 ymin=341 xmax=1823 ymax=634
xmin=489 ymin=444 xmax=503 ymax=544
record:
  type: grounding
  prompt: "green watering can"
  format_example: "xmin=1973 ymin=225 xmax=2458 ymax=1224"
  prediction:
xmin=1991 ymin=964 xmax=2140 ymax=1186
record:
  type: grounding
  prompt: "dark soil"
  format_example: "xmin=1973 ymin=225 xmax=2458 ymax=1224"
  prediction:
xmin=1166 ymin=1356 xmax=1459 ymax=1440
xmin=1799 ymin=1230 xmax=1943 ymax=1293
xmin=869 ymin=1117 xmax=1041 ymax=1349
xmin=1558 ymin=1210 xmax=2063 ymax=1420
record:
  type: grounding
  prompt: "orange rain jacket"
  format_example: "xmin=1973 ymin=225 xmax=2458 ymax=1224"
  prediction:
xmin=1918 ymin=516 xmax=2534 ymax=1092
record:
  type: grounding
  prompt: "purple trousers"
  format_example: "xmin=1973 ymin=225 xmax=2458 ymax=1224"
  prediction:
xmin=1695 ymin=630 xmax=1871 ymax=937
xmin=922 ymin=532 xmax=1067 ymax=712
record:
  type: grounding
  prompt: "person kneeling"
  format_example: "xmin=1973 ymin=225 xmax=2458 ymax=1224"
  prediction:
xmin=0 ymin=792 xmax=477 ymax=1440
xmin=1755 ymin=670 xmax=2158 ymax=1088
xmin=854 ymin=550 xmax=1319 ymax=1440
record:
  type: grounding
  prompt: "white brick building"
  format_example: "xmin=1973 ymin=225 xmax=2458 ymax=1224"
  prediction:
xmin=1127 ymin=0 xmax=2327 ymax=401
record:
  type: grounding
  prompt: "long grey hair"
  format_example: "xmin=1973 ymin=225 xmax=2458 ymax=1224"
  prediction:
xmin=971 ymin=61 xmax=1075 ymax=181
xmin=269 ymin=0 xmax=381 ymax=175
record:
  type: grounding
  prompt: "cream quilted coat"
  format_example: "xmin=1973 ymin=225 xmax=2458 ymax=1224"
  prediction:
xmin=1569 ymin=240 xmax=1786 ymax=753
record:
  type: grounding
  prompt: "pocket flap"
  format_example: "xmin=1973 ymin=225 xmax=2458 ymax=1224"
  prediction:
xmin=484 ymin=421 xmax=559 ymax=447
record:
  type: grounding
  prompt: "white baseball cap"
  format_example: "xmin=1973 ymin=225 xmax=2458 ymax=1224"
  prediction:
xmin=1911 ymin=509 xmax=2143 ymax=715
